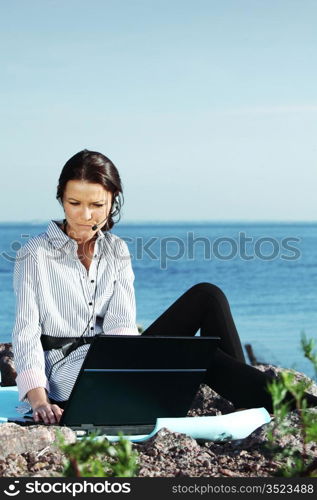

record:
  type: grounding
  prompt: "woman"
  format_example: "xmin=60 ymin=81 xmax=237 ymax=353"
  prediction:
xmin=12 ymin=149 xmax=317 ymax=425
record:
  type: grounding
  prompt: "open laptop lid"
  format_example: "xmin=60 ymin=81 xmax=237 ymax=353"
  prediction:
xmin=60 ymin=335 xmax=220 ymax=429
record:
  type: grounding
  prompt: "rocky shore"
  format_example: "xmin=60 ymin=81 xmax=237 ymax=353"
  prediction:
xmin=1 ymin=343 xmax=316 ymax=477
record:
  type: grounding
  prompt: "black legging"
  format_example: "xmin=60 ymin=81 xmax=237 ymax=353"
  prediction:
xmin=142 ymin=283 xmax=317 ymax=413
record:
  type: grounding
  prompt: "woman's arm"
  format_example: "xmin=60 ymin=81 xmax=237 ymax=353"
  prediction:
xmin=12 ymin=247 xmax=50 ymax=402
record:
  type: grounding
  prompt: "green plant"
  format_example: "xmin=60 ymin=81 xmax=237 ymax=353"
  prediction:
xmin=301 ymin=335 xmax=317 ymax=379
xmin=55 ymin=431 xmax=139 ymax=477
xmin=266 ymin=333 xmax=317 ymax=477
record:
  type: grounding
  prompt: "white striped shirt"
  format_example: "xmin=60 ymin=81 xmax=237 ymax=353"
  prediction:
xmin=12 ymin=220 xmax=139 ymax=402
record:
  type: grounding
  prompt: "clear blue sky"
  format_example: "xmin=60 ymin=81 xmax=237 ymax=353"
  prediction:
xmin=1 ymin=0 xmax=316 ymax=222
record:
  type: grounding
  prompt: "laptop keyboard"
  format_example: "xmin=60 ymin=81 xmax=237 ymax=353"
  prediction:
xmin=8 ymin=418 xmax=155 ymax=436
xmin=71 ymin=424 xmax=155 ymax=436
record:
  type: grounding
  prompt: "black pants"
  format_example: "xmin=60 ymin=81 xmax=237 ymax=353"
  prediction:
xmin=142 ymin=282 xmax=316 ymax=413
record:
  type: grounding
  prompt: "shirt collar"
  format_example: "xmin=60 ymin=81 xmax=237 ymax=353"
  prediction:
xmin=46 ymin=220 xmax=106 ymax=249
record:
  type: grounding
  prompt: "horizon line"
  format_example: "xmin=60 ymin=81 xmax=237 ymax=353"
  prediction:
xmin=0 ymin=219 xmax=316 ymax=225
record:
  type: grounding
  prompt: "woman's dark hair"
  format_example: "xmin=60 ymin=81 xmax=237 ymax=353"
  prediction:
xmin=56 ymin=149 xmax=123 ymax=231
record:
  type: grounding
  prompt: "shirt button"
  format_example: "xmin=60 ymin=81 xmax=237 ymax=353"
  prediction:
xmin=90 ymin=327 xmax=94 ymax=330
xmin=91 ymin=280 xmax=95 ymax=283
xmin=89 ymin=302 xmax=93 ymax=306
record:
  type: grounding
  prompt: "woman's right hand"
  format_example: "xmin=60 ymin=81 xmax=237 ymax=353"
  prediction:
xmin=32 ymin=403 xmax=64 ymax=424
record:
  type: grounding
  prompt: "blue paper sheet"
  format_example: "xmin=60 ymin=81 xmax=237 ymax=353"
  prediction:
xmin=104 ymin=408 xmax=271 ymax=442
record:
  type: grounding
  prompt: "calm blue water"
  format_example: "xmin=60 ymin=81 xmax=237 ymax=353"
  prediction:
xmin=1 ymin=222 xmax=316 ymax=378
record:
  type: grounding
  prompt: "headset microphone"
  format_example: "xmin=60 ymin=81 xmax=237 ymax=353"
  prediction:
xmin=61 ymin=216 xmax=108 ymax=231
xmin=91 ymin=216 xmax=109 ymax=231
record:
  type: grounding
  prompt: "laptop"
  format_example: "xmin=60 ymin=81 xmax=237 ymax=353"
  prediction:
xmin=9 ymin=334 xmax=220 ymax=435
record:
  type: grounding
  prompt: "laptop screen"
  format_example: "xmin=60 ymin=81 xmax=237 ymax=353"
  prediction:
xmin=60 ymin=335 xmax=219 ymax=428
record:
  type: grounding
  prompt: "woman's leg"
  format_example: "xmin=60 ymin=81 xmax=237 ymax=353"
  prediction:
xmin=142 ymin=283 xmax=317 ymax=412
xmin=143 ymin=282 xmax=245 ymax=363
xmin=142 ymin=282 xmax=272 ymax=409
xmin=204 ymin=348 xmax=275 ymax=411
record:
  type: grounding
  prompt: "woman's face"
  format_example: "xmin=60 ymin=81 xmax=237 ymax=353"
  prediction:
xmin=62 ymin=180 xmax=113 ymax=242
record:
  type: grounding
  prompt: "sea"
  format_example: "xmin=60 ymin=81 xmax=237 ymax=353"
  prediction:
xmin=1 ymin=221 xmax=316 ymax=380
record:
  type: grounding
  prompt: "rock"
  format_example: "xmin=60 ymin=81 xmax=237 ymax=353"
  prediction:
xmin=188 ymin=384 xmax=235 ymax=416
xmin=0 ymin=343 xmax=16 ymax=387
xmin=0 ymin=423 xmax=76 ymax=460
xmin=136 ymin=427 xmax=213 ymax=477
xmin=255 ymin=363 xmax=317 ymax=396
